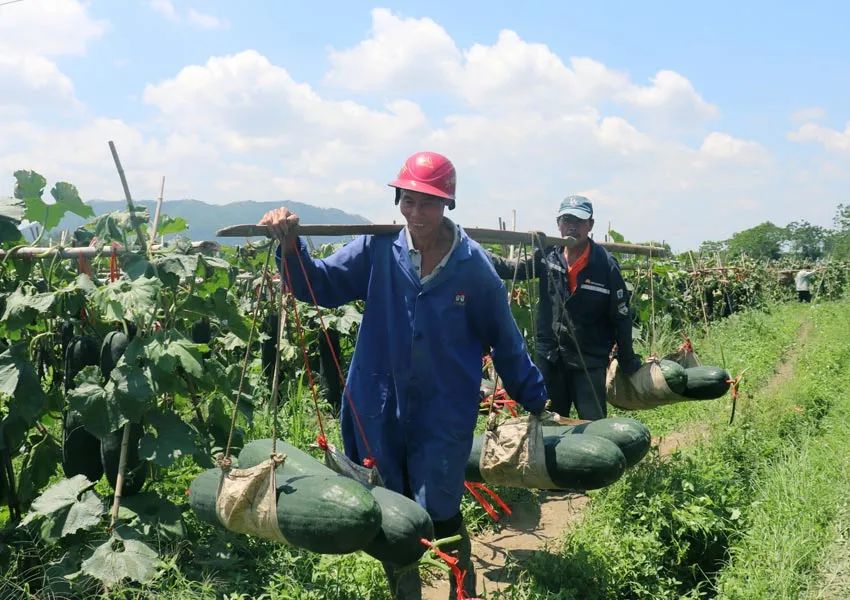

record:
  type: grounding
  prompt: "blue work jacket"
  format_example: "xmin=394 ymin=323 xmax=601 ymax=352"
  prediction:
xmin=489 ymin=239 xmax=639 ymax=371
xmin=280 ymin=227 xmax=547 ymax=520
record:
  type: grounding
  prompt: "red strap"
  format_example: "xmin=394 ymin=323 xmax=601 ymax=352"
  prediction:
xmin=465 ymin=481 xmax=512 ymax=521
xmin=109 ymin=242 xmax=120 ymax=282
xmin=419 ymin=538 xmax=479 ymax=600
xmin=289 ymin=249 xmax=379 ymax=470
xmin=278 ymin=263 xmax=328 ymax=445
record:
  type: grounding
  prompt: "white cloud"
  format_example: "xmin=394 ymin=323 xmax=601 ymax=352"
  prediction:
xmin=187 ymin=9 xmax=229 ymax=30
xmin=619 ymin=70 xmax=718 ymax=121
xmin=791 ymin=106 xmax=826 ymax=124
xmin=699 ymin=132 xmax=769 ymax=164
xmin=0 ymin=55 xmax=77 ymax=112
xmin=148 ymin=0 xmax=178 ymax=21
xmin=0 ymin=0 xmax=102 ymax=117
xmin=788 ymin=122 xmax=850 ymax=152
xmin=326 ymin=8 xmax=460 ymax=91
xmin=1 ymin=8 xmax=841 ymax=250
xmin=147 ymin=2 xmax=228 ymax=29
xmin=0 ymin=0 xmax=107 ymax=57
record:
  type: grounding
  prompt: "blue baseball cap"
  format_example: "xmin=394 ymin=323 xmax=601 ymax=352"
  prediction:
xmin=557 ymin=195 xmax=593 ymax=220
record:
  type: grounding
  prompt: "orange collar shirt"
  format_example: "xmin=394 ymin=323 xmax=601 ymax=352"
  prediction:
xmin=564 ymin=244 xmax=591 ymax=294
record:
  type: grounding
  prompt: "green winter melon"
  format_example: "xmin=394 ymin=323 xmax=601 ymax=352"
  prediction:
xmin=658 ymin=360 xmax=688 ymax=394
xmin=683 ymin=366 xmax=731 ymax=400
xmin=192 ymin=439 xmax=381 ymax=554
xmin=546 ymin=416 xmax=651 ymax=467
xmin=466 ymin=432 xmax=626 ymax=490
xmin=100 ymin=330 xmax=129 ymax=381
xmin=62 ymin=336 xmax=103 ymax=482
xmin=100 ymin=423 xmax=147 ymax=496
xmin=239 ymin=439 xmax=432 ymax=565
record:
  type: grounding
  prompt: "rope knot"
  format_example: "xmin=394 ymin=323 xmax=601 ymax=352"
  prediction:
xmin=362 ymin=457 xmax=375 ymax=469
xmin=316 ymin=435 xmax=329 ymax=450
xmin=215 ymin=454 xmax=233 ymax=471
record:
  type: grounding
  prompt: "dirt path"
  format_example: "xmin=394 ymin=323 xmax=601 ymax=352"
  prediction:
xmin=422 ymin=492 xmax=588 ymax=599
xmin=422 ymin=318 xmax=815 ymax=599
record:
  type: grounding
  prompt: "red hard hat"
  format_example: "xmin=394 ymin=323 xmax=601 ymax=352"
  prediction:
xmin=389 ymin=151 xmax=456 ymax=210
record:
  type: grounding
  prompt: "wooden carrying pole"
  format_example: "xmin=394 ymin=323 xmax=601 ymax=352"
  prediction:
xmin=215 ymin=224 xmax=670 ymax=257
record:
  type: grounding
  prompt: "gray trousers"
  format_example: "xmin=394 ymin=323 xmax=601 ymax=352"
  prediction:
xmin=538 ymin=356 xmax=607 ymax=420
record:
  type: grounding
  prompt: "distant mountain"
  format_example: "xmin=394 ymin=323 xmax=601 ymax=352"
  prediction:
xmin=56 ymin=199 xmax=371 ymax=244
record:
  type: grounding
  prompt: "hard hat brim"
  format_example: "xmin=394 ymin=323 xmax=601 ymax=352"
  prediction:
xmin=388 ymin=179 xmax=454 ymax=201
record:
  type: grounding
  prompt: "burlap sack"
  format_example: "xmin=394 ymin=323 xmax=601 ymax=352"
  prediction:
xmin=479 ymin=412 xmax=558 ymax=489
xmin=216 ymin=454 xmax=288 ymax=543
xmin=606 ymin=358 xmax=692 ymax=410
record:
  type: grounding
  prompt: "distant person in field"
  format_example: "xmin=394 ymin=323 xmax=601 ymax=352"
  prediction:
xmin=260 ymin=151 xmax=548 ymax=600
xmin=487 ymin=195 xmax=642 ymax=421
xmin=795 ymin=267 xmax=815 ymax=302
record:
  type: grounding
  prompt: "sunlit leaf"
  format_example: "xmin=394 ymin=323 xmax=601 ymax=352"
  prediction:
xmin=0 ymin=343 xmax=48 ymax=423
xmin=1 ymin=285 xmax=55 ymax=331
xmin=166 ymin=336 xmax=204 ymax=378
xmin=111 ymin=364 xmax=156 ymax=423
xmin=16 ymin=434 xmax=62 ymax=507
xmin=80 ymin=532 xmax=158 ymax=587
xmin=22 ymin=475 xmax=104 ymax=541
xmin=51 ymin=182 xmax=94 ymax=220
xmin=68 ymin=366 xmax=125 ymax=438
xmin=91 ymin=276 xmax=161 ymax=323
xmin=13 ymin=170 xmax=46 ymax=201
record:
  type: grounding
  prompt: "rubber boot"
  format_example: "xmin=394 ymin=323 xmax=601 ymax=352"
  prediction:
xmin=382 ymin=561 xmax=422 ymax=600
xmin=445 ymin=524 xmax=477 ymax=599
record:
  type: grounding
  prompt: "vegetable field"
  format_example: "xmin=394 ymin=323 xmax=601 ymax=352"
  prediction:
xmin=2 ymin=171 xmax=850 ymax=599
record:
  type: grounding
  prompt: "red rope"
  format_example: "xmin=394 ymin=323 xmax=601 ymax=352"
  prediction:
xmin=109 ymin=242 xmax=120 ymax=282
xmin=279 ymin=259 xmax=328 ymax=446
xmin=464 ymin=481 xmax=512 ymax=521
xmin=418 ymin=538 xmax=479 ymax=600
xmin=289 ymin=248 xmax=379 ymax=470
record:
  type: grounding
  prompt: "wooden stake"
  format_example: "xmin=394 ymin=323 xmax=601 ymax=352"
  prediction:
xmin=108 ymin=141 xmax=147 ymax=254
xmin=150 ymin=175 xmax=165 ymax=244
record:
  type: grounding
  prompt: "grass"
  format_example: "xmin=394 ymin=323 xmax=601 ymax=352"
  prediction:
xmin=492 ymin=300 xmax=850 ymax=599
xmin=3 ymin=300 xmax=848 ymax=599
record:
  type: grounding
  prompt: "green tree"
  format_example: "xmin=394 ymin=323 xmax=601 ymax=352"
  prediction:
xmin=726 ymin=222 xmax=786 ymax=260
xmin=786 ymin=220 xmax=826 ymax=261
xmin=825 ymin=203 xmax=850 ymax=259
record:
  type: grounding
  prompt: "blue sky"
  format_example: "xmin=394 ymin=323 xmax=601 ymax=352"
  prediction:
xmin=2 ymin=0 xmax=849 ymax=250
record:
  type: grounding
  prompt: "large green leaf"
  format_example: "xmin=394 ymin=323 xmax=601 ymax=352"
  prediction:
xmin=155 ymin=215 xmax=188 ymax=236
xmin=166 ymin=336 xmax=204 ymax=378
xmin=80 ymin=532 xmax=158 ymax=587
xmin=110 ymin=364 xmax=156 ymax=423
xmin=50 ymin=182 xmax=94 ymax=220
xmin=13 ymin=170 xmax=46 ymax=201
xmin=1 ymin=285 xmax=55 ymax=331
xmin=67 ymin=367 xmax=125 ymax=439
xmin=211 ymin=288 xmax=250 ymax=340
xmin=0 ymin=343 xmax=48 ymax=424
xmin=154 ymin=253 xmax=198 ymax=288
xmin=22 ymin=475 xmax=104 ymax=541
xmin=16 ymin=434 xmax=62 ymax=507
xmin=138 ymin=409 xmax=198 ymax=467
xmin=118 ymin=492 xmax=185 ymax=538
xmin=54 ymin=274 xmax=96 ymax=316
xmin=91 ymin=276 xmax=161 ymax=323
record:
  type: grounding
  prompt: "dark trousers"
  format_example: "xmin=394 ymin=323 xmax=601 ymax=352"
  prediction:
xmin=538 ymin=355 xmax=607 ymax=420
xmin=797 ymin=290 xmax=811 ymax=303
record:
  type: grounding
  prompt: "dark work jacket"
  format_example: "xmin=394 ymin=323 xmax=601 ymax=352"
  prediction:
xmin=489 ymin=240 xmax=639 ymax=371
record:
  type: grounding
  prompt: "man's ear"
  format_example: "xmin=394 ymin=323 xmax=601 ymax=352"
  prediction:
xmin=588 ymin=218 xmax=595 ymax=231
